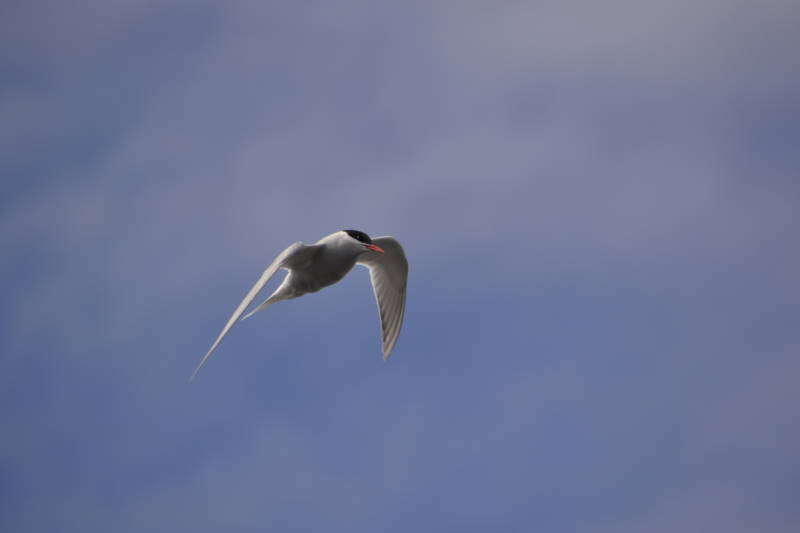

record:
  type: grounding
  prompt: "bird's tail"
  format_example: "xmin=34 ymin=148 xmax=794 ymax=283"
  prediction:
xmin=240 ymin=294 xmax=282 ymax=321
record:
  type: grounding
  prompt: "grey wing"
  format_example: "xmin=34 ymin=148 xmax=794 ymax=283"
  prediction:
xmin=190 ymin=241 xmax=310 ymax=381
xmin=357 ymin=237 xmax=409 ymax=359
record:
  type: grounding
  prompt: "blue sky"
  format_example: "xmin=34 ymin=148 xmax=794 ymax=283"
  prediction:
xmin=2 ymin=1 xmax=799 ymax=531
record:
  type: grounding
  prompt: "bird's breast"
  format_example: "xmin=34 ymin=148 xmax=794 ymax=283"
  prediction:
xmin=293 ymin=251 xmax=356 ymax=295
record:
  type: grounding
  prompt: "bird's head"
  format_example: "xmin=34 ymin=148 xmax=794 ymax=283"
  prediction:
xmin=343 ymin=229 xmax=384 ymax=253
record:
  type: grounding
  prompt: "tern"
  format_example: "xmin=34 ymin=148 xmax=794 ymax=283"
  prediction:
xmin=190 ymin=230 xmax=408 ymax=380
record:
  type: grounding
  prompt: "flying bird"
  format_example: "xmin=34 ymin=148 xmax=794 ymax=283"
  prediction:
xmin=190 ymin=230 xmax=408 ymax=380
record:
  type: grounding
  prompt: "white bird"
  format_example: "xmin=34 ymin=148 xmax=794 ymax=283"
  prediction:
xmin=190 ymin=230 xmax=408 ymax=380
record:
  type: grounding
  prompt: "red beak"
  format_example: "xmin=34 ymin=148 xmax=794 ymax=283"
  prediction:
xmin=365 ymin=244 xmax=385 ymax=253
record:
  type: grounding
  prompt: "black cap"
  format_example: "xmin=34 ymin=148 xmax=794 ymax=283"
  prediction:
xmin=344 ymin=229 xmax=372 ymax=244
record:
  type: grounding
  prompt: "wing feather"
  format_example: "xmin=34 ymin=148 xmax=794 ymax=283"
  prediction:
xmin=357 ymin=237 xmax=408 ymax=359
xmin=190 ymin=242 xmax=306 ymax=381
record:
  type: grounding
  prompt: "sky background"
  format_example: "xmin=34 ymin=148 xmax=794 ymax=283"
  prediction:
xmin=2 ymin=1 xmax=799 ymax=531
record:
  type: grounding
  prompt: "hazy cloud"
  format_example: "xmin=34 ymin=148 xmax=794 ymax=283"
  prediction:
xmin=2 ymin=2 xmax=798 ymax=532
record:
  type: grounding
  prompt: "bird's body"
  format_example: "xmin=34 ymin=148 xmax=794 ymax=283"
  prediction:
xmin=273 ymin=233 xmax=361 ymax=300
xmin=190 ymin=230 xmax=408 ymax=380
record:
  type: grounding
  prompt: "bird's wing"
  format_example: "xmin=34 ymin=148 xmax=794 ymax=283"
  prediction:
xmin=357 ymin=237 xmax=408 ymax=359
xmin=190 ymin=241 xmax=309 ymax=381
